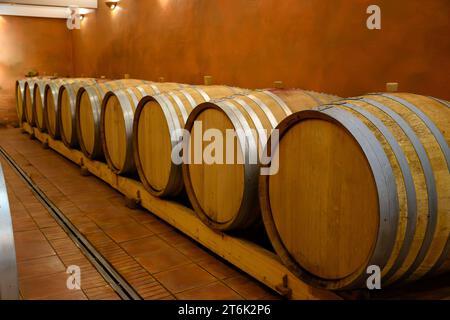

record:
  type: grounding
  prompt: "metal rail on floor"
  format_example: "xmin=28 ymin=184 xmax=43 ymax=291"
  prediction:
xmin=0 ymin=163 xmax=19 ymax=300
xmin=0 ymin=146 xmax=142 ymax=300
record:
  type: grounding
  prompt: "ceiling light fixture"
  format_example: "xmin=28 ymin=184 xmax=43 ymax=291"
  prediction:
xmin=105 ymin=1 xmax=119 ymax=11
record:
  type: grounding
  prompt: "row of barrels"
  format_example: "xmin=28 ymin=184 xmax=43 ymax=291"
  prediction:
xmin=15 ymin=77 xmax=449 ymax=291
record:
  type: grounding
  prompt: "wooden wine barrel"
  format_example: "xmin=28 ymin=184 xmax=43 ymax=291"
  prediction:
xmin=33 ymin=78 xmax=60 ymax=131
xmin=33 ymin=80 xmax=49 ymax=131
xmin=75 ymin=79 xmax=150 ymax=159
xmin=58 ymin=79 xmax=98 ymax=148
xmin=44 ymin=78 xmax=96 ymax=138
xmin=15 ymin=79 xmax=27 ymax=123
xmin=23 ymin=79 xmax=39 ymax=125
xmin=23 ymin=77 xmax=57 ymax=125
xmin=133 ymin=85 xmax=249 ymax=196
xmin=100 ymin=83 xmax=186 ymax=174
xmin=259 ymin=93 xmax=450 ymax=290
xmin=44 ymin=81 xmax=64 ymax=138
xmin=182 ymin=90 xmax=340 ymax=231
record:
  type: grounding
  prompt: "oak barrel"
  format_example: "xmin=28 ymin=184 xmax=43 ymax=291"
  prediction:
xmin=15 ymin=79 xmax=27 ymax=123
xmin=100 ymin=82 xmax=185 ymax=174
xmin=33 ymin=78 xmax=60 ymax=131
xmin=259 ymin=93 xmax=450 ymax=290
xmin=133 ymin=85 xmax=248 ymax=196
xmin=44 ymin=78 xmax=96 ymax=138
xmin=58 ymin=80 xmax=98 ymax=148
xmin=24 ymin=77 xmax=57 ymax=126
xmin=75 ymin=79 xmax=149 ymax=159
xmin=182 ymin=89 xmax=339 ymax=231
xmin=23 ymin=79 xmax=39 ymax=125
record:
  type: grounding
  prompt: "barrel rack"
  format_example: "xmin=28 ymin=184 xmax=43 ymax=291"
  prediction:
xmin=21 ymin=122 xmax=339 ymax=300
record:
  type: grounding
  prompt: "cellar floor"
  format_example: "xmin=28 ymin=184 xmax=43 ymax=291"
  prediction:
xmin=2 ymin=127 xmax=449 ymax=300
xmin=0 ymin=128 xmax=280 ymax=300
xmin=1 ymin=155 xmax=120 ymax=300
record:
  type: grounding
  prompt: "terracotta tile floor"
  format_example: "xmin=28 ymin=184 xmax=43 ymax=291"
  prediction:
xmin=1 ymin=156 xmax=120 ymax=300
xmin=0 ymin=128 xmax=280 ymax=300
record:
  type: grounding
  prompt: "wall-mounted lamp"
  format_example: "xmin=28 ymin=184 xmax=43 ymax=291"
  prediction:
xmin=105 ymin=1 xmax=120 ymax=11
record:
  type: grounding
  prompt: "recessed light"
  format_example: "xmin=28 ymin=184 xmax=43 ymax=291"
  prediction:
xmin=105 ymin=1 xmax=120 ymax=11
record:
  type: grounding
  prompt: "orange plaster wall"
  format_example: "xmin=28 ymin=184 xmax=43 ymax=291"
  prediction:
xmin=71 ymin=0 xmax=450 ymax=99
xmin=1 ymin=0 xmax=449 ymax=124
xmin=0 ymin=15 xmax=73 ymax=125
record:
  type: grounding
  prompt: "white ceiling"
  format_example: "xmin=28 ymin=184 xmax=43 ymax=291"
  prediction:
xmin=0 ymin=1 xmax=97 ymax=8
xmin=0 ymin=1 xmax=97 ymax=18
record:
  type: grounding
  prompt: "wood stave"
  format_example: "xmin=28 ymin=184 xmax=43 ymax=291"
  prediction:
xmin=260 ymin=109 xmax=390 ymax=290
xmin=100 ymin=83 xmax=185 ymax=174
xmin=133 ymin=93 xmax=188 ymax=196
xmin=259 ymin=93 xmax=450 ymax=290
xmin=44 ymin=81 xmax=63 ymax=138
xmin=101 ymin=87 xmax=149 ymax=173
xmin=75 ymin=84 xmax=106 ymax=158
xmin=75 ymin=80 xmax=149 ymax=159
xmin=183 ymin=99 xmax=261 ymax=230
xmin=374 ymin=93 xmax=449 ymax=283
xmin=15 ymin=79 xmax=27 ymax=123
xmin=58 ymin=82 xmax=85 ymax=148
xmin=182 ymin=90 xmax=340 ymax=231
xmin=340 ymin=98 xmax=418 ymax=283
xmin=133 ymin=86 xmax=247 ymax=197
xmin=426 ymin=96 xmax=450 ymax=108
xmin=57 ymin=79 xmax=98 ymax=147
xmin=354 ymin=95 xmax=444 ymax=285
xmin=23 ymin=79 xmax=39 ymax=125
xmin=44 ymin=78 xmax=94 ymax=138
xmin=184 ymin=90 xmax=288 ymax=230
xmin=33 ymin=79 xmax=58 ymax=132
xmin=350 ymin=94 xmax=449 ymax=285
xmin=24 ymin=77 xmax=60 ymax=126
